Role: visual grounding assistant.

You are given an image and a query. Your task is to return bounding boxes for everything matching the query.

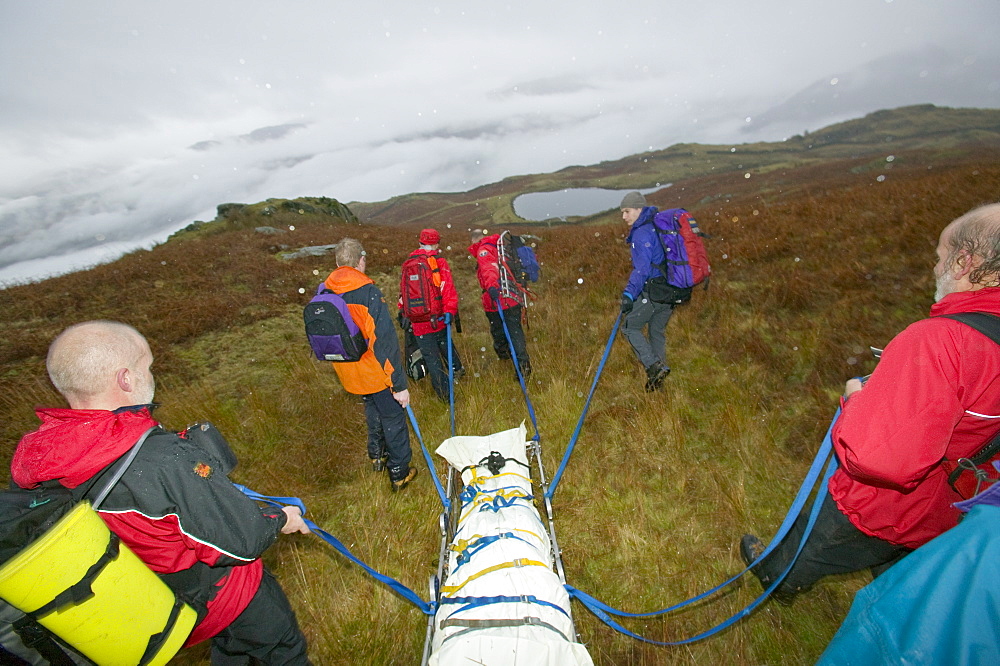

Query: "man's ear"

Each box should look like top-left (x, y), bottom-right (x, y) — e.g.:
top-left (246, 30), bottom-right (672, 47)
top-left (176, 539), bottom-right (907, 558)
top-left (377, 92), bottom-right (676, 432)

top-left (116, 367), bottom-right (131, 392)
top-left (953, 252), bottom-right (979, 279)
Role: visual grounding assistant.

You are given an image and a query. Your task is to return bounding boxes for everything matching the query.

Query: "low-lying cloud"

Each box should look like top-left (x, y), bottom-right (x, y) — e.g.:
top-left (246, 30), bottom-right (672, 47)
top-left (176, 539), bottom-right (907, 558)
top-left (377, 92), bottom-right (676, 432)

top-left (1, 0), bottom-right (998, 285)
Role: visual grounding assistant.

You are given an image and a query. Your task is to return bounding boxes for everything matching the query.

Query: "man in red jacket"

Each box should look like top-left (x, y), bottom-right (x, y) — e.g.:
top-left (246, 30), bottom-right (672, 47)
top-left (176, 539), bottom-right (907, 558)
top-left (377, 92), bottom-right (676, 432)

top-left (399, 228), bottom-right (464, 401)
top-left (11, 320), bottom-right (311, 663)
top-left (469, 229), bottom-right (532, 378)
top-left (741, 202), bottom-right (1000, 602)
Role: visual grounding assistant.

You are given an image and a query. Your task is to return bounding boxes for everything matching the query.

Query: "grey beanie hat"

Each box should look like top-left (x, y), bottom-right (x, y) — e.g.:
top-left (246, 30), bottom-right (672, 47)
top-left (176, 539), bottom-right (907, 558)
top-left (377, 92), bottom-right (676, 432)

top-left (620, 191), bottom-right (647, 209)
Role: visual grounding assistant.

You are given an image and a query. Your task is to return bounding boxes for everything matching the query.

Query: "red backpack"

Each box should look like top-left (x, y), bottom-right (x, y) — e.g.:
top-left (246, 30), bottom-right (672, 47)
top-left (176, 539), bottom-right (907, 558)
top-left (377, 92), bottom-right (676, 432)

top-left (400, 254), bottom-right (444, 323)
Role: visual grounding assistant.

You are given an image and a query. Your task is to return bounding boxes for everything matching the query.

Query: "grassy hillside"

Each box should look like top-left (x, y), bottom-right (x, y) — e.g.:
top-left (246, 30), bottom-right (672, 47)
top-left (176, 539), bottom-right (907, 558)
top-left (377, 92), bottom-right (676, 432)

top-left (1, 107), bottom-right (999, 664)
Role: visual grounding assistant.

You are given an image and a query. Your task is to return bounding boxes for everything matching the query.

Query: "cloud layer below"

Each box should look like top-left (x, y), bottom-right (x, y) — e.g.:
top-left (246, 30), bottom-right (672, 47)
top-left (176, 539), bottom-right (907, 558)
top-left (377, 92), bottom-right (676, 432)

top-left (1, 0), bottom-right (998, 284)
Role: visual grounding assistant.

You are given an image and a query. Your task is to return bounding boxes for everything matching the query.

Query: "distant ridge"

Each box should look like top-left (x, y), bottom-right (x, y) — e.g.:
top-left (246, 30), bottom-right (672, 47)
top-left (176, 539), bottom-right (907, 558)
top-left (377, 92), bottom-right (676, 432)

top-left (349, 105), bottom-right (1000, 230)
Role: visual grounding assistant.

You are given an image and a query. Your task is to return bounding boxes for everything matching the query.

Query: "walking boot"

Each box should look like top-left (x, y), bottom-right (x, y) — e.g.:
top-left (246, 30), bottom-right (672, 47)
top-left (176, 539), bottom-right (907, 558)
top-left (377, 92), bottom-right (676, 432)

top-left (740, 534), bottom-right (796, 605)
top-left (644, 362), bottom-right (670, 392)
top-left (739, 534), bottom-right (766, 567)
top-left (391, 466), bottom-right (419, 492)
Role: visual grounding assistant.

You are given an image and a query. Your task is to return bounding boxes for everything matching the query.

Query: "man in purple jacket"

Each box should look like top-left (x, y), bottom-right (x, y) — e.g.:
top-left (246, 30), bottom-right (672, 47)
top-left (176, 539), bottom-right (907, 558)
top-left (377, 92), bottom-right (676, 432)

top-left (619, 191), bottom-right (673, 391)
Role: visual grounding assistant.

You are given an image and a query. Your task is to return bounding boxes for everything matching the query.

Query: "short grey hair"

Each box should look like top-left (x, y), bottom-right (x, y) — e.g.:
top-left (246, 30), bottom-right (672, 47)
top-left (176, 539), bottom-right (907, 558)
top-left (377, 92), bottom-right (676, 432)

top-left (335, 238), bottom-right (366, 268)
top-left (47, 321), bottom-right (147, 402)
top-left (946, 203), bottom-right (1000, 286)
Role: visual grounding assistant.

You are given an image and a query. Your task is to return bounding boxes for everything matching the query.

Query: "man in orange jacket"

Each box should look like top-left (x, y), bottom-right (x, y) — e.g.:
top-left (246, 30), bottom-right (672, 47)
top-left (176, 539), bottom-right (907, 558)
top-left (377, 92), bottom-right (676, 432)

top-left (324, 238), bottom-right (418, 491)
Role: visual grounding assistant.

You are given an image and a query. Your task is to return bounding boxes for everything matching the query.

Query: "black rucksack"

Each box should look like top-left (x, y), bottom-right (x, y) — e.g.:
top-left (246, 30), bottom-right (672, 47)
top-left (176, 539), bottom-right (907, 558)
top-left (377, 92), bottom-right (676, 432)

top-left (0, 483), bottom-right (81, 568)
top-left (0, 428), bottom-right (157, 665)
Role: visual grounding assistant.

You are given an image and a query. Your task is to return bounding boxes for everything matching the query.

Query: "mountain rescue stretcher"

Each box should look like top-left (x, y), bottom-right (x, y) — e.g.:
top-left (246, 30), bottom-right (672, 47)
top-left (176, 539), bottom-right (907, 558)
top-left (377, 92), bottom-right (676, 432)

top-left (421, 423), bottom-right (591, 665)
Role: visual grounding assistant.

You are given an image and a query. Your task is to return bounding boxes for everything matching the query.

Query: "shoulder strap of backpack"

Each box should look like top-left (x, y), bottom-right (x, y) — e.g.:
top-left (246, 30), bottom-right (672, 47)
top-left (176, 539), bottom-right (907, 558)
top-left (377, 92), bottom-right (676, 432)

top-left (939, 312), bottom-right (1000, 346)
top-left (9, 614), bottom-right (78, 665)
top-left (940, 312), bottom-right (1000, 466)
top-left (88, 426), bottom-right (158, 509)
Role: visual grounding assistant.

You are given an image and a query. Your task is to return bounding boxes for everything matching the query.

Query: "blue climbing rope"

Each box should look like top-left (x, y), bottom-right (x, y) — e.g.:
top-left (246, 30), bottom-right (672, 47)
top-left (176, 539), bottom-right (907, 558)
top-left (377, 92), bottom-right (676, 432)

top-left (546, 312), bottom-right (622, 499)
top-left (235, 484), bottom-right (435, 615)
top-left (494, 297), bottom-right (540, 441)
top-left (406, 404), bottom-right (450, 511)
top-left (565, 409), bottom-right (842, 645)
top-left (446, 312), bottom-right (456, 438)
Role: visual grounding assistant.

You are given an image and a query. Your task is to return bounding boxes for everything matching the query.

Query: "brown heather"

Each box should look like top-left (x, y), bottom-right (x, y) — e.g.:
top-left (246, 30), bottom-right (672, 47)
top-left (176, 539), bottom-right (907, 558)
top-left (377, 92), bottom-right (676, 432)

top-left (1, 122), bottom-right (999, 664)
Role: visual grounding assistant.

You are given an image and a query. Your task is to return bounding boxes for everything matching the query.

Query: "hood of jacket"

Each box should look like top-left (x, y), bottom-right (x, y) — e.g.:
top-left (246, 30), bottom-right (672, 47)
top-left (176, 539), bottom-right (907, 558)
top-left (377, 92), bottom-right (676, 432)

top-left (929, 285), bottom-right (1000, 317)
top-left (325, 265), bottom-right (373, 295)
top-left (12, 406), bottom-right (159, 489)
top-left (468, 234), bottom-right (500, 257)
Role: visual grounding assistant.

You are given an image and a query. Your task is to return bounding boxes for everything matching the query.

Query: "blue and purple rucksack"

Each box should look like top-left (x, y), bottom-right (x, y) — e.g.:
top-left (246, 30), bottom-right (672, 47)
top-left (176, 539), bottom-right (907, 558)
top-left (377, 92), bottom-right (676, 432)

top-left (651, 208), bottom-right (711, 289)
top-left (303, 284), bottom-right (368, 362)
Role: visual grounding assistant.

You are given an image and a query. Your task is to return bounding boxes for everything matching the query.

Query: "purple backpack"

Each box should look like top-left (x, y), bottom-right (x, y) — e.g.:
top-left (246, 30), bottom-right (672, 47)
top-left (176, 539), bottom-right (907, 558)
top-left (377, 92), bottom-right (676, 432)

top-left (303, 284), bottom-right (367, 362)
top-left (651, 209), bottom-right (695, 288)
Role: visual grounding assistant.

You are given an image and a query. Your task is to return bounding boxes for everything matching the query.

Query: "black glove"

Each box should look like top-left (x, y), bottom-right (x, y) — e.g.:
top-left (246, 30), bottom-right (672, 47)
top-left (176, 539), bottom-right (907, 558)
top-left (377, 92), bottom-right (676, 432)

top-left (488, 286), bottom-right (501, 301)
top-left (454, 313), bottom-right (462, 334)
top-left (620, 294), bottom-right (634, 314)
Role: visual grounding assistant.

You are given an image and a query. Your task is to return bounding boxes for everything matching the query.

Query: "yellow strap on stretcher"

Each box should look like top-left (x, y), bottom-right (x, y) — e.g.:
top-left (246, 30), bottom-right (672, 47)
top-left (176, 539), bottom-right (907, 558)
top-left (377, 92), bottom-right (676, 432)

top-left (440, 558), bottom-right (550, 596)
top-left (466, 468), bottom-right (533, 485)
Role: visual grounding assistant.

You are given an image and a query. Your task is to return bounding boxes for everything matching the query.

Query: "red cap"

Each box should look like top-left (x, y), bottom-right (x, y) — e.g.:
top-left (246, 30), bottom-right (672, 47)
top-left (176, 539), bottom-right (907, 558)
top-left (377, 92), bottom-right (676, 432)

top-left (419, 228), bottom-right (440, 244)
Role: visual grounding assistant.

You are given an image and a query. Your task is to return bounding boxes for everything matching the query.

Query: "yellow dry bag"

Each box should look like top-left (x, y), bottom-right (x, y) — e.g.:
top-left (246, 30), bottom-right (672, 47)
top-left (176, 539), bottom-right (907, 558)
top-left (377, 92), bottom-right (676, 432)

top-left (0, 426), bottom-right (197, 665)
top-left (0, 501), bottom-right (197, 665)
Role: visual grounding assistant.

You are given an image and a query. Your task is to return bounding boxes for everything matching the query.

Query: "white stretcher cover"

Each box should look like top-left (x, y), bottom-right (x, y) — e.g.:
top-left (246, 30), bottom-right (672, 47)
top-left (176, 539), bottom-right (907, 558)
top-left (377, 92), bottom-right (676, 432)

top-left (431, 424), bottom-right (593, 666)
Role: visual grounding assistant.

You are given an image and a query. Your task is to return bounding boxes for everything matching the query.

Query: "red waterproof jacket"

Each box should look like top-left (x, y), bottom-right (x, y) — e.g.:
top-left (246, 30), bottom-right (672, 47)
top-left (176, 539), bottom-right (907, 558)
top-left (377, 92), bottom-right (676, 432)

top-left (469, 235), bottom-right (521, 312)
top-left (399, 248), bottom-right (459, 336)
top-left (12, 407), bottom-right (286, 646)
top-left (830, 287), bottom-right (1000, 548)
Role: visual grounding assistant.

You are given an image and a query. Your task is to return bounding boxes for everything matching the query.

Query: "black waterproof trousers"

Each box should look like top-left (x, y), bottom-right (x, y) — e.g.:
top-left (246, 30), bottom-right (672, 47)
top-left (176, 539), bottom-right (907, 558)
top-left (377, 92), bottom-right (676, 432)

top-left (486, 306), bottom-right (530, 375)
top-left (415, 329), bottom-right (463, 401)
top-left (361, 388), bottom-right (413, 482)
top-left (751, 492), bottom-right (912, 601)
top-left (210, 569), bottom-right (310, 665)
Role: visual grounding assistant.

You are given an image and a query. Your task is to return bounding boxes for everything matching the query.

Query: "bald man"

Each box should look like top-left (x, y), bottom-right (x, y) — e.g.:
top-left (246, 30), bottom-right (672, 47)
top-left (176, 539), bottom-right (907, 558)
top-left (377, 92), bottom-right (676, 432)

top-left (741, 203), bottom-right (1000, 603)
top-left (11, 321), bottom-right (311, 664)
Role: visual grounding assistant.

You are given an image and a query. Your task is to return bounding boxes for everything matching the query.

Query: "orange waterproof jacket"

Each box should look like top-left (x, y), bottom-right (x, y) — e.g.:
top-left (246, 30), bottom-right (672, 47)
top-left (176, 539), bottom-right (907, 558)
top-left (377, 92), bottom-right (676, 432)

top-left (324, 266), bottom-right (406, 395)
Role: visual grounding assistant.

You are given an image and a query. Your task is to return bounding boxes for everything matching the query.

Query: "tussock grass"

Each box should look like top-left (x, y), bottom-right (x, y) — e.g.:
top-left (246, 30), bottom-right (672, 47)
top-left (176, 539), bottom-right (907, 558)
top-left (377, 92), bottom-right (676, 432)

top-left (1, 152), bottom-right (998, 664)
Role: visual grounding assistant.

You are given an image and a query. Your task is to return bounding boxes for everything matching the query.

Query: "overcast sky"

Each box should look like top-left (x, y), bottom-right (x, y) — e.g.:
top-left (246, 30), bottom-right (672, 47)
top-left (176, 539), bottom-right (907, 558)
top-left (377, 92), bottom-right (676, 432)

top-left (1, 0), bottom-right (998, 285)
